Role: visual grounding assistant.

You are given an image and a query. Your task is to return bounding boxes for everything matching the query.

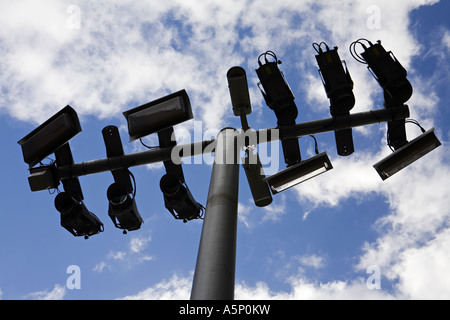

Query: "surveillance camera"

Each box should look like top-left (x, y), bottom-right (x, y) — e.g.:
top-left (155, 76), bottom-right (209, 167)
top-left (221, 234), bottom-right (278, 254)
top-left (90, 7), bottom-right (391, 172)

top-left (227, 66), bottom-right (252, 117)
top-left (107, 182), bottom-right (143, 232)
top-left (18, 105), bottom-right (82, 168)
top-left (160, 173), bottom-right (203, 222)
top-left (28, 166), bottom-right (59, 192)
top-left (55, 192), bottom-right (104, 238)
top-left (242, 151), bottom-right (272, 207)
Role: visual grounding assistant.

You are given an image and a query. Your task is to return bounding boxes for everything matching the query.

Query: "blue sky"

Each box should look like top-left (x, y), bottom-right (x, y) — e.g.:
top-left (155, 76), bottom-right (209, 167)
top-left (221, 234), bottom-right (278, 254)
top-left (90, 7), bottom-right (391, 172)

top-left (1, 0), bottom-right (449, 300)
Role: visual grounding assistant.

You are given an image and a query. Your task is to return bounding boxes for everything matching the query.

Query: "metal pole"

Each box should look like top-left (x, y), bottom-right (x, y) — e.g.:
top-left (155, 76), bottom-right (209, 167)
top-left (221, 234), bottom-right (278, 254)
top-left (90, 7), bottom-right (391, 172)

top-left (190, 128), bottom-right (240, 300)
top-left (280, 105), bottom-right (410, 139)
top-left (55, 106), bottom-right (409, 180)
top-left (56, 140), bottom-right (215, 180)
top-left (255, 105), bottom-right (410, 142)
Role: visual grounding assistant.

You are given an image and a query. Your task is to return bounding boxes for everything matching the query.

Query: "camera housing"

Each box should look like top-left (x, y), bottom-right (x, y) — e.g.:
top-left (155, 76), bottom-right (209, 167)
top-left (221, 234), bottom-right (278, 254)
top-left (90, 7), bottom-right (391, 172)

top-left (227, 66), bottom-right (252, 117)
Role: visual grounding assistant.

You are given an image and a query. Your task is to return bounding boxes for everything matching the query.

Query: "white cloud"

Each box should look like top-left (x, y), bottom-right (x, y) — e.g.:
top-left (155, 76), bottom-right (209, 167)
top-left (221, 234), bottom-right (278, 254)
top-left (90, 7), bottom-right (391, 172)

top-left (2, 0), bottom-right (448, 300)
top-left (262, 194), bottom-right (287, 222)
top-left (113, 0), bottom-right (447, 300)
top-left (238, 195), bottom-right (288, 229)
top-left (26, 284), bottom-right (66, 300)
top-left (129, 235), bottom-right (152, 253)
top-left (94, 235), bottom-right (154, 273)
top-left (120, 153), bottom-right (450, 301)
top-left (139, 255), bottom-right (154, 263)
top-left (119, 274), bottom-right (192, 300)
top-left (292, 134), bottom-right (450, 299)
top-left (238, 201), bottom-right (254, 229)
top-left (293, 151), bottom-right (383, 211)
top-left (0, 0), bottom-right (441, 129)
top-left (262, 0), bottom-right (450, 301)
top-left (296, 254), bottom-right (326, 269)
top-left (118, 272), bottom-right (396, 300)
top-left (146, 162), bottom-right (165, 172)
top-left (93, 261), bottom-right (112, 273)
top-left (443, 29), bottom-right (450, 50)
top-left (390, 228), bottom-right (450, 299)
top-left (356, 145), bottom-right (450, 281)
top-left (0, 0), bottom-right (250, 130)
top-left (235, 277), bottom-right (396, 300)
top-left (109, 251), bottom-right (126, 260)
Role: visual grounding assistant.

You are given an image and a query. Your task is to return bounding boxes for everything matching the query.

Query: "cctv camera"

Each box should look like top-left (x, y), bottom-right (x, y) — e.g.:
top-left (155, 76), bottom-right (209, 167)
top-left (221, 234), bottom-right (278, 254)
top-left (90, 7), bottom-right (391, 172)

top-left (227, 66), bottom-right (252, 117)
top-left (242, 150), bottom-right (272, 207)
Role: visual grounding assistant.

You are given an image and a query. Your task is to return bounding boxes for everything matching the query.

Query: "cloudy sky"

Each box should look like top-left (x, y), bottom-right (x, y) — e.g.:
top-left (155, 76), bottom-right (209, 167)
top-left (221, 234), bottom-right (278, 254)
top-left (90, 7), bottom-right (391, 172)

top-left (0, 0), bottom-right (449, 300)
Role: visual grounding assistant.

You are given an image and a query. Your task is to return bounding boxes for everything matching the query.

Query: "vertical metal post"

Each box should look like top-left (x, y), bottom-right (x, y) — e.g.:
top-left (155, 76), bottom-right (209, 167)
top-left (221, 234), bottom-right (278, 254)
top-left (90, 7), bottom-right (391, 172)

top-left (190, 128), bottom-right (240, 300)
